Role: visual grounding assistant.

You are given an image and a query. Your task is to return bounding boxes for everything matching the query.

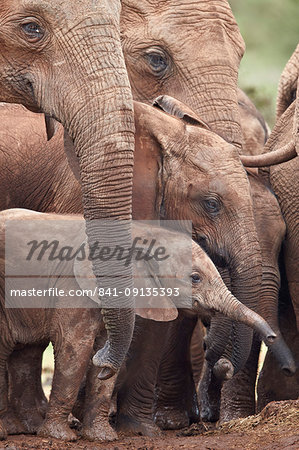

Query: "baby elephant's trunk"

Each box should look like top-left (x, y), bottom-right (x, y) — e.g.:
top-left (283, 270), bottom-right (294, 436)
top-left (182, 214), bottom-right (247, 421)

top-left (196, 280), bottom-right (277, 347)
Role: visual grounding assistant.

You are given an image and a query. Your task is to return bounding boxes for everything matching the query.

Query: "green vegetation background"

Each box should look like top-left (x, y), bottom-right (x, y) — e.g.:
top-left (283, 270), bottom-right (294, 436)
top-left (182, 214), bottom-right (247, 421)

top-left (230, 0), bottom-right (298, 126)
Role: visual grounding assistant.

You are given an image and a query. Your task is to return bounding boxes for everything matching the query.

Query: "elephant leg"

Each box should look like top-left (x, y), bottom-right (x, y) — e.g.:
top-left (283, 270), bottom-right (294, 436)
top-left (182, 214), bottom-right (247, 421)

top-left (78, 331), bottom-right (118, 442)
top-left (37, 311), bottom-right (98, 442)
top-left (191, 319), bottom-right (206, 385)
top-left (4, 345), bottom-right (47, 434)
top-left (257, 300), bottom-right (299, 411)
top-left (155, 314), bottom-right (200, 430)
top-left (219, 334), bottom-right (261, 423)
top-left (116, 317), bottom-right (168, 437)
top-left (198, 360), bottom-right (223, 423)
top-left (284, 237), bottom-right (299, 331)
top-left (0, 345), bottom-right (12, 440)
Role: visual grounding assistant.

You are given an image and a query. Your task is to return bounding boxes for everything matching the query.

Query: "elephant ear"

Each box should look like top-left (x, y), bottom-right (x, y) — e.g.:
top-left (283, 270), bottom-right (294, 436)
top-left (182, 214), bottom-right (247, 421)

top-left (73, 247), bottom-right (178, 322)
top-left (73, 253), bottom-right (98, 302)
top-left (153, 95), bottom-right (210, 129)
top-left (64, 130), bottom-right (81, 181)
top-left (133, 256), bottom-right (178, 322)
top-left (44, 115), bottom-right (60, 140)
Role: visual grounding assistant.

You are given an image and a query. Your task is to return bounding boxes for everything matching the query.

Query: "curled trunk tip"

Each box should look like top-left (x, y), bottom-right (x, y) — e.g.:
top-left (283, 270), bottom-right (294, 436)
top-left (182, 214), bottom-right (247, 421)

top-left (240, 141), bottom-right (296, 167)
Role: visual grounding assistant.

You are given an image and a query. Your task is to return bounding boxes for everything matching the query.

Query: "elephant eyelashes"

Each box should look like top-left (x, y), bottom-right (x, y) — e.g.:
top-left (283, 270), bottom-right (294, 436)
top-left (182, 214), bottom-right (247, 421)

top-left (191, 272), bottom-right (201, 284)
top-left (21, 22), bottom-right (45, 43)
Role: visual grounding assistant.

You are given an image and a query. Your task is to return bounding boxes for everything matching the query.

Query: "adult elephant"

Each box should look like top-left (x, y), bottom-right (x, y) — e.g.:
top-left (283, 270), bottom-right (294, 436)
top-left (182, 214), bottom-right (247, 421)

top-left (241, 44), bottom-right (299, 407)
top-left (0, 0), bottom-right (136, 379)
top-left (240, 44), bottom-right (299, 326)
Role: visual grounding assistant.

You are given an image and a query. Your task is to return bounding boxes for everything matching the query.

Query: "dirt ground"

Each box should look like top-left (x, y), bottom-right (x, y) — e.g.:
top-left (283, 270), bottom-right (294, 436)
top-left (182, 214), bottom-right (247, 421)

top-left (1, 400), bottom-right (298, 450)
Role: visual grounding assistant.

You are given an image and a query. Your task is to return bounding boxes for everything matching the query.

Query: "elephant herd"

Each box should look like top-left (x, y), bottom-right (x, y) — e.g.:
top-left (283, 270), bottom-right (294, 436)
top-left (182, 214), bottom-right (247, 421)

top-left (0, 0), bottom-right (298, 443)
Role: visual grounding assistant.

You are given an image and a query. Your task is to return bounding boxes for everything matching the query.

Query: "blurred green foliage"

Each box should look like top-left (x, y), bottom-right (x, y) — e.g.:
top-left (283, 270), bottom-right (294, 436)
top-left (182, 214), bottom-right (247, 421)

top-left (230, 0), bottom-right (298, 126)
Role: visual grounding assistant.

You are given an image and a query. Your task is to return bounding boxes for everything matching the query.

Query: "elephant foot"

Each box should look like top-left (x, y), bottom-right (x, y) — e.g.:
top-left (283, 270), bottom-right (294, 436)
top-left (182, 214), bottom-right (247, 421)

top-left (0, 420), bottom-right (7, 440)
top-left (219, 405), bottom-right (254, 424)
top-left (37, 419), bottom-right (77, 441)
top-left (10, 396), bottom-right (47, 433)
top-left (81, 421), bottom-right (118, 442)
top-left (198, 364), bottom-right (222, 423)
top-left (155, 407), bottom-right (189, 430)
top-left (200, 402), bottom-right (220, 423)
top-left (2, 409), bottom-right (27, 435)
top-left (116, 414), bottom-right (161, 437)
top-left (20, 409), bottom-right (45, 434)
top-left (68, 413), bottom-right (82, 431)
top-left (199, 386), bottom-right (221, 423)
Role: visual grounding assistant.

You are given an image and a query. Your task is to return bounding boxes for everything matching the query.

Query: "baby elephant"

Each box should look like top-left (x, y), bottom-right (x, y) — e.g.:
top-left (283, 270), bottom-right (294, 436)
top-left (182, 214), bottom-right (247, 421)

top-left (0, 209), bottom-right (276, 441)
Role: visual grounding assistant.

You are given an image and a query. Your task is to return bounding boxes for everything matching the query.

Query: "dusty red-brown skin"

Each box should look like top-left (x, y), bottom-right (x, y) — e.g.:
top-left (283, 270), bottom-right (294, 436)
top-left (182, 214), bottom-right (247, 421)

top-left (0, 98), bottom-right (292, 436)
top-left (0, 0), bottom-right (137, 385)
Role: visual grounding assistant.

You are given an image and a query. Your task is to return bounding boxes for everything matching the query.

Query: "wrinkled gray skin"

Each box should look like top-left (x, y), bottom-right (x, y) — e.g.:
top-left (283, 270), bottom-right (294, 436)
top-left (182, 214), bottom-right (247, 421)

top-left (198, 90), bottom-right (298, 423)
top-left (1, 0), bottom-right (263, 432)
top-left (155, 93), bottom-right (296, 427)
top-left (0, 209), bottom-right (275, 441)
top-left (119, 1), bottom-right (285, 425)
top-left (0, 98), bottom-right (268, 436)
top-left (257, 269), bottom-right (299, 411)
top-left (162, 168), bottom-right (293, 426)
top-left (0, 0), bottom-right (136, 382)
top-left (216, 170), bottom-right (295, 423)
top-left (121, 0), bottom-right (245, 148)
top-left (243, 44), bottom-right (299, 409)
top-left (120, 8), bottom-right (265, 378)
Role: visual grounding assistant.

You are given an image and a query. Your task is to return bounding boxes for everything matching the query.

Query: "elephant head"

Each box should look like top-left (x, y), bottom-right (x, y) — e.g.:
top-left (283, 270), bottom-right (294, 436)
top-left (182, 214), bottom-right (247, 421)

top-left (132, 96), bottom-right (264, 369)
top-left (121, 0), bottom-right (245, 148)
top-left (0, 0), bottom-right (135, 377)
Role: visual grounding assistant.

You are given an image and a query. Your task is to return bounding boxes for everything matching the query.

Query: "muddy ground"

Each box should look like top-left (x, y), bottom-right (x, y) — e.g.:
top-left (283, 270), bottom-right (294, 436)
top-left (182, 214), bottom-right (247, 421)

top-left (1, 400), bottom-right (298, 450)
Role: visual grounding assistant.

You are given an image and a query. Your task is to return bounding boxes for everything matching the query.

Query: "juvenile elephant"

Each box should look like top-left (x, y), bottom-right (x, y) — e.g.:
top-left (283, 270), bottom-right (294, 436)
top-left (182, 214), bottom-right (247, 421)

top-left (0, 98), bottom-right (294, 436)
top-left (0, 208), bottom-right (276, 441)
top-left (0, 0), bottom-right (136, 382)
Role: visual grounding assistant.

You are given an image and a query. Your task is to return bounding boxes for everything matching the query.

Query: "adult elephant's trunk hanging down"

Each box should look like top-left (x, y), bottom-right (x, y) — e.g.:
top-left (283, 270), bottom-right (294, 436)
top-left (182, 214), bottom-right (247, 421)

top-left (0, 0), bottom-right (136, 377)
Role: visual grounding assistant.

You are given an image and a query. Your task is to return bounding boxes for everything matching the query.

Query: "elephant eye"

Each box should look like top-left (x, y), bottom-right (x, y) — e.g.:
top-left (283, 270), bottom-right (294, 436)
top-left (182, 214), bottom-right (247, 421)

top-left (191, 272), bottom-right (201, 284)
top-left (21, 22), bottom-right (45, 42)
top-left (203, 197), bottom-right (221, 215)
top-left (144, 49), bottom-right (169, 76)
top-left (290, 88), bottom-right (297, 103)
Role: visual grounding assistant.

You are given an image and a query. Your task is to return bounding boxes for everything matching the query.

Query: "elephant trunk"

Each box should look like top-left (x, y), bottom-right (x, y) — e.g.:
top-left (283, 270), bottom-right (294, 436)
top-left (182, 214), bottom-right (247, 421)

top-left (223, 246), bottom-right (262, 374)
top-left (185, 49), bottom-right (243, 148)
top-left (205, 229), bottom-right (263, 376)
top-left (257, 266), bottom-right (296, 376)
top-left (203, 280), bottom-right (276, 346)
top-left (52, 15), bottom-right (136, 378)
